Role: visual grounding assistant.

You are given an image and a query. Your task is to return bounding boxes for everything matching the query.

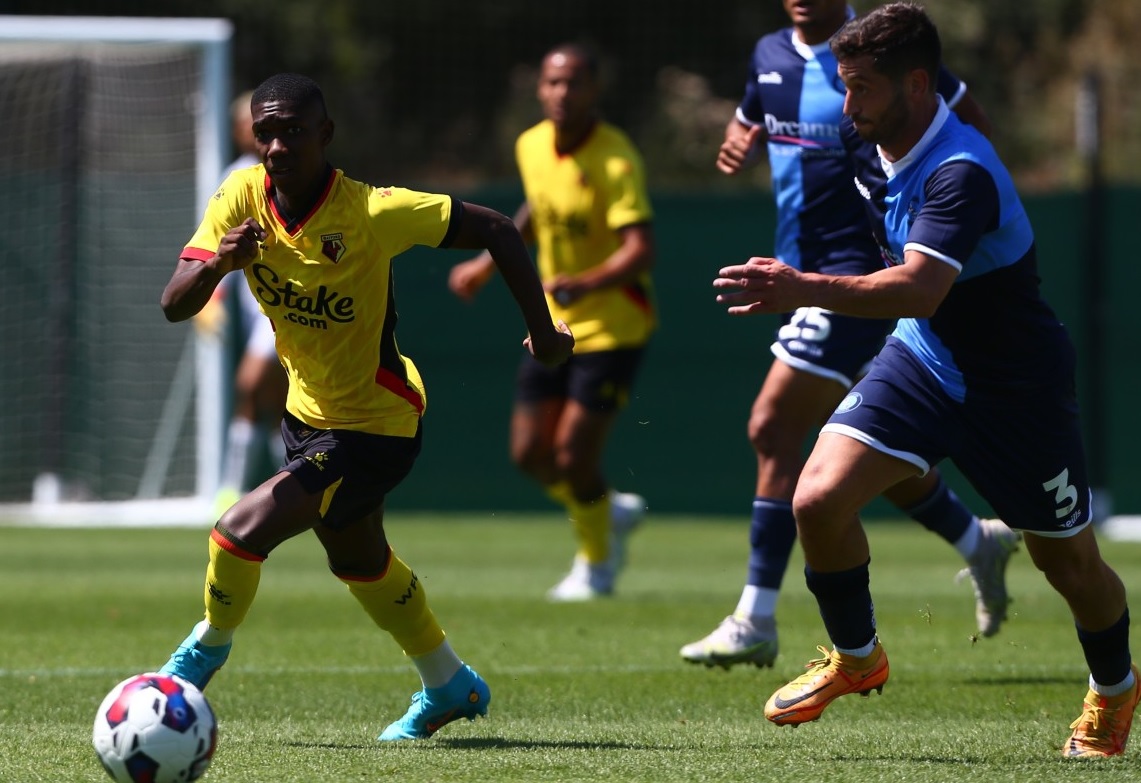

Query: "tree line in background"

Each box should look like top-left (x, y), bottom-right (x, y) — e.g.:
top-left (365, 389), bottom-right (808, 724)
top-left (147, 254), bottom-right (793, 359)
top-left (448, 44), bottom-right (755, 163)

top-left (4, 0), bottom-right (1139, 190)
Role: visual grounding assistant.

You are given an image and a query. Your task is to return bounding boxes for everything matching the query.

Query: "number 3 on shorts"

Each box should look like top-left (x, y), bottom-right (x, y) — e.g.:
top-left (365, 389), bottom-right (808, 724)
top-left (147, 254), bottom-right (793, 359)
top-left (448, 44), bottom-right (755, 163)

top-left (1042, 467), bottom-right (1079, 519)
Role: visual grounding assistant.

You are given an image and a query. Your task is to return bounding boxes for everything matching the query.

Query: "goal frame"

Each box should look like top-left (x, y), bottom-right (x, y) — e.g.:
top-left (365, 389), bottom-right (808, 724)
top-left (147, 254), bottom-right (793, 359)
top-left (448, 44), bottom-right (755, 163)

top-left (0, 16), bottom-right (233, 526)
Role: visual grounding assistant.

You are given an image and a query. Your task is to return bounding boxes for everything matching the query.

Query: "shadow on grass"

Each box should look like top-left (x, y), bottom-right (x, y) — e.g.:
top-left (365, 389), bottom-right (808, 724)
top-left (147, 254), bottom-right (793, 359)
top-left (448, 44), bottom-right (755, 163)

top-left (284, 741), bottom-right (377, 751)
top-left (832, 749), bottom-right (1133, 770)
top-left (830, 752), bottom-right (986, 765)
top-left (959, 674), bottom-right (1080, 686)
top-left (283, 738), bottom-right (655, 752)
top-left (436, 737), bottom-right (653, 751)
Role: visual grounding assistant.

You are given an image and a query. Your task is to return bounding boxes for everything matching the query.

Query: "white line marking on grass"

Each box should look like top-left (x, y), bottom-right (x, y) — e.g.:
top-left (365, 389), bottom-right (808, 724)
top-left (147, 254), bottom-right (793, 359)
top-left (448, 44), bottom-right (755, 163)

top-left (1, 662), bottom-right (687, 680)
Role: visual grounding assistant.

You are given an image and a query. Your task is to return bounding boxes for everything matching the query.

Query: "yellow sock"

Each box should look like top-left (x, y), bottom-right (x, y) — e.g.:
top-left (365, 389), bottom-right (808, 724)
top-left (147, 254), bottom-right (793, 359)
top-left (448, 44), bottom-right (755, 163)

top-left (337, 549), bottom-right (445, 656)
top-left (203, 527), bottom-right (264, 630)
top-left (568, 493), bottom-right (611, 564)
top-left (545, 480), bottom-right (574, 507)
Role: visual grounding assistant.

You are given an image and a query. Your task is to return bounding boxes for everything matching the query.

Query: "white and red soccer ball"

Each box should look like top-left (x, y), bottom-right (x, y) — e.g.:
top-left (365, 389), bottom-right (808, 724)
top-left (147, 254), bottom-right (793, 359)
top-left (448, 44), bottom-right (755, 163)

top-left (92, 673), bottom-right (216, 783)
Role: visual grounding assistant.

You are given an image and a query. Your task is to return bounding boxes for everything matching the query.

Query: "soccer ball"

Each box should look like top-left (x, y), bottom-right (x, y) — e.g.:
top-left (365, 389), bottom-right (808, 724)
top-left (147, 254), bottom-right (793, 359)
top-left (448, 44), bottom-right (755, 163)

top-left (92, 673), bottom-right (217, 783)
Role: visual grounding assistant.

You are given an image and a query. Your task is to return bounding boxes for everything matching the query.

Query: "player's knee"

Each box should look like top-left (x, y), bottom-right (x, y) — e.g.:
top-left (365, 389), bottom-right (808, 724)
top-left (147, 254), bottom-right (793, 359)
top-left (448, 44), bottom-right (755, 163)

top-left (214, 508), bottom-right (271, 554)
top-left (510, 439), bottom-right (549, 477)
top-left (1037, 552), bottom-right (1112, 604)
top-left (326, 547), bottom-right (391, 577)
top-left (791, 478), bottom-right (846, 530)
top-left (748, 406), bottom-right (806, 461)
top-left (210, 517), bottom-right (270, 562)
top-left (551, 444), bottom-right (581, 477)
top-left (216, 491), bottom-right (315, 555)
top-left (215, 501), bottom-right (248, 536)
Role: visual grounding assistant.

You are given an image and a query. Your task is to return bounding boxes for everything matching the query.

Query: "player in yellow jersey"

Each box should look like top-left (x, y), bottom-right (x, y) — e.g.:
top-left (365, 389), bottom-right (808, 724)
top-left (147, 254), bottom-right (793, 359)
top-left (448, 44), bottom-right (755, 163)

top-left (449, 43), bottom-right (655, 601)
top-left (156, 73), bottom-right (573, 742)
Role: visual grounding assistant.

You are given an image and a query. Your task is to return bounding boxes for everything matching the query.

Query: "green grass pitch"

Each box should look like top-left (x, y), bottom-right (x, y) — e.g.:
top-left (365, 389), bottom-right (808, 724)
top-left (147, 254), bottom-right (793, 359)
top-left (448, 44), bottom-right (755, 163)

top-left (2, 514), bottom-right (1139, 782)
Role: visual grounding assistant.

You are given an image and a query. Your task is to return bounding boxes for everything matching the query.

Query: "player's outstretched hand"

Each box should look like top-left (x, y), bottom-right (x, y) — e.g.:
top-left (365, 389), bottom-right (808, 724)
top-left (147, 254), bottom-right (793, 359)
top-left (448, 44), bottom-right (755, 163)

top-left (544, 273), bottom-right (587, 307)
top-left (714, 256), bottom-right (800, 314)
top-left (716, 124), bottom-right (764, 176)
top-left (448, 256), bottom-right (496, 302)
top-left (525, 320), bottom-right (575, 367)
top-left (215, 217), bottom-right (267, 274)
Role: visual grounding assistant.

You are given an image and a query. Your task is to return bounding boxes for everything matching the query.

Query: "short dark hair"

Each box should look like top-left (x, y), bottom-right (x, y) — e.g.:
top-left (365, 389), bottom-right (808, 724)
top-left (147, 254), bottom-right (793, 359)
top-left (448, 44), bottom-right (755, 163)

top-left (545, 41), bottom-right (601, 81)
top-left (830, 2), bottom-right (940, 89)
top-left (251, 73), bottom-right (328, 118)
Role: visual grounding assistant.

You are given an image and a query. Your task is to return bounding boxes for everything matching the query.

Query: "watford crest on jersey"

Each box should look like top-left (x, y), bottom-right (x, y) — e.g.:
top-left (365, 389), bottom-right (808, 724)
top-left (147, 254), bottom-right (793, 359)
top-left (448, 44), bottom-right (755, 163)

top-left (320, 232), bottom-right (346, 263)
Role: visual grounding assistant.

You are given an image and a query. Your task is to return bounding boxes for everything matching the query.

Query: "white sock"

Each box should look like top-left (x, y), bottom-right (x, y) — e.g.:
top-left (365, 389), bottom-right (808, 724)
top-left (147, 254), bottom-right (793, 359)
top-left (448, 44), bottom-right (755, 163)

top-left (835, 637), bottom-right (878, 658)
top-left (1090, 669), bottom-right (1137, 698)
top-left (954, 517), bottom-right (981, 560)
top-left (734, 584), bottom-right (778, 620)
top-left (220, 418), bottom-right (255, 492)
top-left (268, 425), bottom-right (287, 467)
top-left (410, 640), bottom-right (463, 689)
top-left (192, 619), bottom-right (234, 647)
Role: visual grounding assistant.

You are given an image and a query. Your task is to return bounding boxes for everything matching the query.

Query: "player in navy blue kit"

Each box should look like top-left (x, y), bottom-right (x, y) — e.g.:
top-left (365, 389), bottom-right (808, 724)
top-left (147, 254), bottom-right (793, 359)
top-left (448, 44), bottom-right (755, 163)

top-left (681, 0), bottom-right (1014, 670)
top-left (715, 3), bottom-right (1137, 758)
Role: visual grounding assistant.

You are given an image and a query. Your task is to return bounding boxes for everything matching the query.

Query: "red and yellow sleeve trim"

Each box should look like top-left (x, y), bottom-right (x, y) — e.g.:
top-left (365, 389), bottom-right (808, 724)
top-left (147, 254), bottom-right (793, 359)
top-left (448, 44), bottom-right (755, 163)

top-left (181, 247), bottom-right (216, 262)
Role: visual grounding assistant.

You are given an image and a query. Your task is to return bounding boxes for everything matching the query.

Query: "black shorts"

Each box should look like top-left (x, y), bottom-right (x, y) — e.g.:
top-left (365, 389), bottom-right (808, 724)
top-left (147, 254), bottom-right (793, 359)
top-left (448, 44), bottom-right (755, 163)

top-left (514, 347), bottom-right (645, 413)
top-left (279, 412), bottom-right (422, 529)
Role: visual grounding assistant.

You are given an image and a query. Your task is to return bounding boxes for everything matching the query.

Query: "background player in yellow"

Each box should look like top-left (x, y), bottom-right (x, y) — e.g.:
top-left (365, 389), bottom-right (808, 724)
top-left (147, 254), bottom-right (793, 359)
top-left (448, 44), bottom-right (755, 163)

top-left (156, 73), bottom-right (574, 741)
top-left (449, 43), bottom-right (655, 601)
top-left (209, 89), bottom-right (289, 516)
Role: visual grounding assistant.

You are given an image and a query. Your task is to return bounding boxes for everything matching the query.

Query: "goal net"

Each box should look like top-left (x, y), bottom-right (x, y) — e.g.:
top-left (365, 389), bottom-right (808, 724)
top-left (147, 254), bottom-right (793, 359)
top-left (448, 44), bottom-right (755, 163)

top-left (0, 16), bottom-right (232, 526)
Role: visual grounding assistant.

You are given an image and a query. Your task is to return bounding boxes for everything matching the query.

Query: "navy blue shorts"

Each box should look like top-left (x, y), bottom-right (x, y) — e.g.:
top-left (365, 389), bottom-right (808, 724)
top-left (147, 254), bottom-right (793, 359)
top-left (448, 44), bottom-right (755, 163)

top-left (771, 307), bottom-right (893, 388)
top-left (279, 412), bottom-right (422, 529)
top-left (515, 347), bottom-right (645, 413)
top-left (821, 339), bottom-right (1092, 536)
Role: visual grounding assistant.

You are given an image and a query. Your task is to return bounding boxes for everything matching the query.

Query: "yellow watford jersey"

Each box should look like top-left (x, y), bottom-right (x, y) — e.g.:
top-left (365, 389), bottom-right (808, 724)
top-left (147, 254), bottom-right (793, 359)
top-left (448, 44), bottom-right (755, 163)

top-left (516, 119), bottom-right (655, 353)
top-left (182, 166), bottom-right (458, 437)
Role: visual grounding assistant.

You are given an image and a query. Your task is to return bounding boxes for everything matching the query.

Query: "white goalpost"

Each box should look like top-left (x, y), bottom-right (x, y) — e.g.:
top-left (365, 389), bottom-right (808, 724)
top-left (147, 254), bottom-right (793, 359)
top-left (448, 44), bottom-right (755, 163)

top-left (0, 16), bottom-right (232, 526)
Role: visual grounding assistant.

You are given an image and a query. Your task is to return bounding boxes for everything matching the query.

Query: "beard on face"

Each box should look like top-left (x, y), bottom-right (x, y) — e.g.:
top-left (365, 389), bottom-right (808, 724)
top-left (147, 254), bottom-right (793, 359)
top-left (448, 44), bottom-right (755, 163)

top-left (853, 85), bottom-right (910, 147)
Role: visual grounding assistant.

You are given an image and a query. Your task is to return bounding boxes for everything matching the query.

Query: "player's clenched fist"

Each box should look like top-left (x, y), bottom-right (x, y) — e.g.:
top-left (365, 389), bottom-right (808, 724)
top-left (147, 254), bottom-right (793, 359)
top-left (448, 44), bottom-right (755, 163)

top-left (716, 124), bottom-right (764, 176)
top-left (524, 319), bottom-right (575, 367)
top-left (214, 217), bottom-right (267, 274)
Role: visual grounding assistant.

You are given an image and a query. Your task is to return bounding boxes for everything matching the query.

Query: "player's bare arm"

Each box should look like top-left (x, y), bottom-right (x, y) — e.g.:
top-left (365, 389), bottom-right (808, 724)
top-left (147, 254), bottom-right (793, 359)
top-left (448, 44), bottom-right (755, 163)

top-left (714, 249), bottom-right (957, 318)
top-left (450, 202), bottom-right (574, 366)
top-left (447, 203), bottom-right (533, 302)
top-left (546, 223), bottom-right (655, 306)
top-left (447, 255), bottom-right (496, 302)
top-left (716, 120), bottom-right (766, 176)
top-left (161, 218), bottom-right (267, 322)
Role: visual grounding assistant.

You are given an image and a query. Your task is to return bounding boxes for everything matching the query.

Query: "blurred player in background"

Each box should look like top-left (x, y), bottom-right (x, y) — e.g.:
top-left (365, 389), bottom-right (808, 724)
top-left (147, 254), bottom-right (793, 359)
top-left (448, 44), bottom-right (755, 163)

top-left (449, 43), bottom-right (654, 602)
top-left (715, 3), bottom-right (1136, 757)
top-left (224, 89), bottom-right (258, 174)
top-left (209, 90), bottom-right (288, 516)
top-left (157, 73), bottom-right (574, 741)
top-left (680, 0), bottom-right (1015, 669)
